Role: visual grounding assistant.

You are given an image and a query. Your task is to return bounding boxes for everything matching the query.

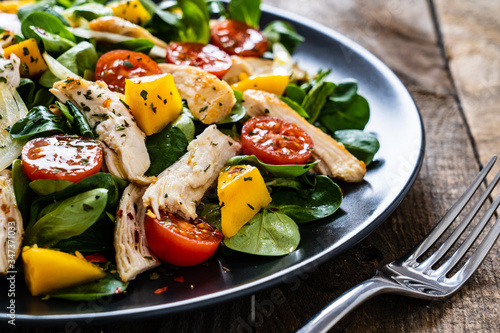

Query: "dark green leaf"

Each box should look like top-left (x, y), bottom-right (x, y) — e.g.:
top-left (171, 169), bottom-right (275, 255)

top-left (55, 101), bottom-right (74, 124)
top-left (217, 102), bottom-right (246, 124)
top-left (303, 81), bottom-right (335, 124)
top-left (63, 3), bottom-right (113, 21)
top-left (31, 88), bottom-right (55, 108)
top-left (171, 111), bottom-right (195, 142)
top-left (27, 26), bottom-right (76, 54)
top-left (228, 0), bottom-right (261, 28)
top-left (177, 0), bottom-right (210, 43)
top-left (111, 38), bottom-right (155, 54)
top-left (226, 155), bottom-right (318, 178)
top-left (333, 129), bottom-right (380, 165)
top-left (264, 177), bottom-right (303, 191)
top-left (200, 203), bottom-right (222, 231)
top-left (145, 126), bottom-right (188, 176)
top-left (50, 272), bottom-right (129, 301)
top-left (269, 175), bottom-right (342, 223)
top-left (10, 106), bottom-right (71, 140)
top-left (21, 12), bottom-right (76, 47)
top-left (224, 209), bottom-right (300, 256)
top-left (54, 218), bottom-right (115, 252)
top-left (284, 84), bottom-right (306, 105)
top-left (319, 94), bottom-right (370, 132)
top-left (24, 188), bottom-right (108, 247)
top-left (262, 20), bottom-right (305, 53)
top-left (12, 159), bottom-right (34, 225)
top-left (18, 1), bottom-right (70, 26)
top-left (330, 79), bottom-right (358, 107)
top-left (67, 100), bottom-right (94, 138)
top-left (279, 96), bottom-right (308, 118)
top-left (16, 78), bottom-right (35, 109)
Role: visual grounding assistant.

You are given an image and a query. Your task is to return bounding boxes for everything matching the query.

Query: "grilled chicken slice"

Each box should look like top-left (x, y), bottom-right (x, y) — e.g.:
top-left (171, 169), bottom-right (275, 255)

top-left (159, 64), bottom-right (236, 124)
top-left (88, 16), bottom-right (168, 48)
top-left (50, 78), bottom-right (151, 184)
top-left (0, 170), bottom-right (23, 275)
top-left (242, 90), bottom-right (366, 182)
top-left (143, 125), bottom-right (241, 220)
top-left (115, 183), bottom-right (160, 281)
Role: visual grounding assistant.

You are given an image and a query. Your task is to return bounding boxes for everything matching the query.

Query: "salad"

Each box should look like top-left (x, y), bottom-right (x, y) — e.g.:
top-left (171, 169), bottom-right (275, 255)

top-left (0, 0), bottom-right (380, 301)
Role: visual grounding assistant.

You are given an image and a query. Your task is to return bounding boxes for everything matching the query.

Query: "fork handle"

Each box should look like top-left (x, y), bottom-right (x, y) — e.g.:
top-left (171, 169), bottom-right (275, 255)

top-left (297, 275), bottom-right (397, 333)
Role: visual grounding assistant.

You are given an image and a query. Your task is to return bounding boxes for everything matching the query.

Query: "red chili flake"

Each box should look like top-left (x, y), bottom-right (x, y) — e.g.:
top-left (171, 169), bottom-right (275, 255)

top-left (154, 286), bottom-right (168, 295)
top-left (117, 209), bottom-right (123, 218)
top-left (115, 287), bottom-right (123, 294)
top-left (228, 167), bottom-right (245, 174)
top-left (85, 253), bottom-right (108, 263)
top-left (127, 212), bottom-right (134, 220)
top-left (173, 275), bottom-right (183, 283)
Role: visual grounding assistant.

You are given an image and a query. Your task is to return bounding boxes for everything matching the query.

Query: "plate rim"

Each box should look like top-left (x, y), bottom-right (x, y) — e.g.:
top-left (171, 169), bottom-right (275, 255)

top-left (5, 4), bottom-right (425, 325)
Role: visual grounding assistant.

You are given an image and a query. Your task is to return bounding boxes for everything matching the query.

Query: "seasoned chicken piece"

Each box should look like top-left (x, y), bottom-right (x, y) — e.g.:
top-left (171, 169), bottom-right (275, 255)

top-left (159, 64), bottom-right (236, 124)
top-left (222, 56), bottom-right (253, 85)
top-left (88, 16), bottom-right (168, 48)
top-left (50, 78), bottom-right (151, 184)
top-left (242, 90), bottom-right (366, 182)
top-left (115, 183), bottom-right (160, 281)
top-left (143, 125), bottom-right (241, 220)
top-left (0, 170), bottom-right (23, 275)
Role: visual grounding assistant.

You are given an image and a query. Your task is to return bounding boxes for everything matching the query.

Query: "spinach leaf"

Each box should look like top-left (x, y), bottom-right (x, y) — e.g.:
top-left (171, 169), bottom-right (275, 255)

top-left (63, 3), bottom-right (113, 21)
top-left (329, 79), bottom-right (358, 107)
top-left (107, 38), bottom-right (155, 54)
top-left (224, 209), bottom-right (300, 256)
top-left (225, 155), bottom-right (318, 178)
top-left (27, 172), bottom-right (128, 228)
top-left (21, 12), bottom-right (75, 46)
top-left (39, 42), bottom-right (98, 88)
top-left (11, 159), bottom-right (34, 224)
top-left (319, 94), bottom-right (370, 132)
top-left (145, 125), bottom-right (189, 176)
top-left (55, 101), bottom-right (74, 124)
top-left (24, 188), bottom-right (108, 247)
top-left (207, 0), bottom-right (227, 17)
top-left (67, 101), bottom-right (94, 138)
top-left (217, 102), bottom-right (246, 124)
top-left (171, 111), bottom-right (195, 142)
top-left (29, 179), bottom-right (73, 196)
top-left (177, 0), bottom-right (210, 43)
top-left (262, 20), bottom-right (305, 53)
top-left (333, 129), bottom-right (380, 165)
top-left (201, 203), bottom-right (222, 231)
top-left (50, 272), bottom-right (129, 301)
top-left (145, 9), bottom-right (182, 43)
top-left (264, 177), bottom-right (303, 191)
top-left (31, 87), bottom-right (55, 108)
top-left (54, 218), bottom-right (115, 252)
top-left (284, 84), bottom-right (306, 105)
top-left (279, 96), bottom-right (308, 118)
top-left (302, 80), bottom-right (335, 124)
top-left (27, 26), bottom-right (76, 55)
top-left (229, 0), bottom-right (261, 28)
top-left (269, 175), bottom-right (342, 223)
top-left (10, 105), bottom-right (71, 140)
top-left (17, 0), bottom-right (69, 26)
top-left (16, 78), bottom-right (35, 109)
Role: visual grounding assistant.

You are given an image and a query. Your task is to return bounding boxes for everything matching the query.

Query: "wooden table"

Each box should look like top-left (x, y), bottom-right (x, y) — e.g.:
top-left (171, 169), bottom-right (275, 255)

top-left (11, 1), bottom-right (499, 332)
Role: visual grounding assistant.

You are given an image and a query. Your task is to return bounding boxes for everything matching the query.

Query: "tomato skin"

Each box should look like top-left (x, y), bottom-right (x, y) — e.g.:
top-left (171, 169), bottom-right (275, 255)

top-left (166, 42), bottom-right (232, 78)
top-left (95, 50), bottom-right (162, 93)
top-left (210, 19), bottom-right (268, 57)
top-left (21, 135), bottom-right (103, 183)
top-left (241, 116), bottom-right (314, 165)
top-left (145, 211), bottom-right (223, 267)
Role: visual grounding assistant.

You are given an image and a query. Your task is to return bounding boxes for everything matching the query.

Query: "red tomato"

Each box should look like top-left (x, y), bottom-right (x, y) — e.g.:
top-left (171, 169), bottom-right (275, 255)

top-left (241, 116), bottom-right (314, 165)
top-left (166, 42), bottom-right (232, 78)
top-left (145, 211), bottom-right (223, 267)
top-left (21, 135), bottom-right (103, 183)
top-left (94, 50), bottom-right (162, 93)
top-left (210, 19), bottom-right (268, 57)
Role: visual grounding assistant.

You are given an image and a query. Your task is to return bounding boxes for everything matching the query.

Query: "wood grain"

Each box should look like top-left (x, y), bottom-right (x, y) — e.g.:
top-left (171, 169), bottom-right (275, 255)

top-left (5, 1), bottom-right (499, 332)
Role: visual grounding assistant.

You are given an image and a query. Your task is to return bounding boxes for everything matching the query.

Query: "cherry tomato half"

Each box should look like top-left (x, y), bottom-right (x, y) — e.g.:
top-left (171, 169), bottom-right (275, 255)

top-left (145, 211), bottom-right (223, 267)
top-left (210, 19), bottom-right (268, 57)
top-left (21, 135), bottom-right (103, 183)
top-left (241, 116), bottom-right (314, 165)
top-left (166, 42), bottom-right (232, 78)
top-left (95, 50), bottom-right (162, 93)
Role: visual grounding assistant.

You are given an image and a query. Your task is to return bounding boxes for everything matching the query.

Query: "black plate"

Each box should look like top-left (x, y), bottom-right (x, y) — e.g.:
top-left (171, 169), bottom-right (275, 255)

top-left (1, 5), bottom-right (424, 326)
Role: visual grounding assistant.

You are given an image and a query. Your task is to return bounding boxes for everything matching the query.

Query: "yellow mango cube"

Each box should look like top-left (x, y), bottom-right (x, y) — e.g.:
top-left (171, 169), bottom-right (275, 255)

top-left (107, 0), bottom-right (151, 25)
top-left (0, 0), bottom-right (34, 13)
top-left (125, 74), bottom-right (183, 135)
top-left (3, 38), bottom-right (48, 78)
top-left (218, 165), bottom-right (272, 238)
top-left (231, 74), bottom-right (290, 96)
top-left (22, 246), bottom-right (106, 296)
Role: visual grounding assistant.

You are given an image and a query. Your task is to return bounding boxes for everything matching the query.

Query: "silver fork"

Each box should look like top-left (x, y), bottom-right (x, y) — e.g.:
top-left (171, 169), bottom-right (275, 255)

top-left (298, 155), bottom-right (500, 333)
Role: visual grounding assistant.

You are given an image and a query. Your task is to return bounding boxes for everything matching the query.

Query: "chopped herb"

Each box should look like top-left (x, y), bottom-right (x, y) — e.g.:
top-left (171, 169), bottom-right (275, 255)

top-left (121, 133), bottom-right (126, 137)
top-left (244, 177), bottom-right (253, 181)
top-left (21, 63), bottom-right (29, 76)
top-left (220, 202), bottom-right (225, 208)
top-left (0, 77), bottom-right (6, 83)
top-left (264, 108), bottom-right (270, 114)
top-left (0, 145), bottom-right (6, 149)
top-left (247, 203), bottom-right (255, 210)
top-left (123, 60), bottom-right (133, 68)
top-left (199, 106), bottom-right (208, 113)
top-left (211, 142), bottom-right (218, 146)
top-left (203, 164), bottom-right (211, 172)
top-left (151, 103), bottom-right (157, 113)
top-left (81, 158), bottom-right (89, 165)
top-left (164, 193), bottom-right (168, 198)
top-left (140, 90), bottom-right (148, 100)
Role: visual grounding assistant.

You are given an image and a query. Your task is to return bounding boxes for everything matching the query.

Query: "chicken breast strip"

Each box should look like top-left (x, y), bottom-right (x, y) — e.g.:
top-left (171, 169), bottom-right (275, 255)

top-left (242, 90), bottom-right (366, 182)
top-left (51, 78), bottom-right (151, 184)
top-left (88, 16), bottom-right (168, 48)
top-left (115, 183), bottom-right (160, 282)
top-left (0, 170), bottom-right (23, 275)
top-left (159, 64), bottom-right (236, 124)
top-left (143, 125), bottom-right (241, 220)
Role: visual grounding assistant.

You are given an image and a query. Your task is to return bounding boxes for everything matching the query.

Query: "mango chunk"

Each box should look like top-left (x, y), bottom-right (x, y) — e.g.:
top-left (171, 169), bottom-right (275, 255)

top-left (22, 246), bottom-right (106, 296)
top-left (3, 38), bottom-right (47, 78)
top-left (218, 165), bottom-right (272, 238)
top-left (231, 75), bottom-right (290, 96)
top-left (0, 0), bottom-right (34, 13)
top-left (107, 0), bottom-right (151, 25)
top-left (125, 74), bottom-right (183, 135)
